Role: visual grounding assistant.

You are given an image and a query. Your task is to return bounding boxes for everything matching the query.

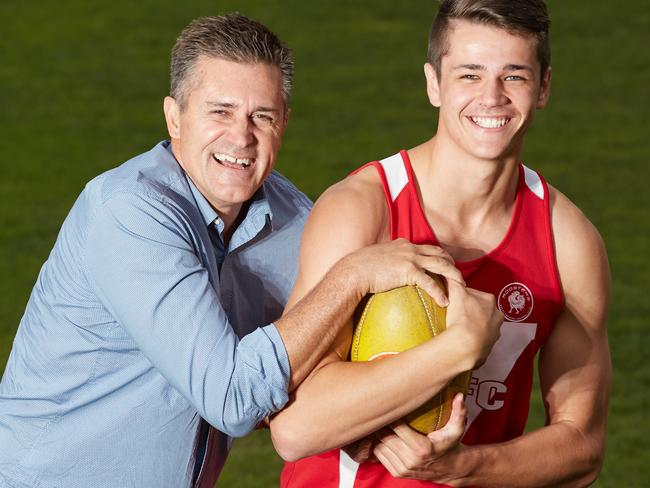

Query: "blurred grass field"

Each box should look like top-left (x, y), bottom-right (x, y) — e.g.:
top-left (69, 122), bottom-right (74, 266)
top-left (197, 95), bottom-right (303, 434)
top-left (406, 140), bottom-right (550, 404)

top-left (1, 0), bottom-right (648, 486)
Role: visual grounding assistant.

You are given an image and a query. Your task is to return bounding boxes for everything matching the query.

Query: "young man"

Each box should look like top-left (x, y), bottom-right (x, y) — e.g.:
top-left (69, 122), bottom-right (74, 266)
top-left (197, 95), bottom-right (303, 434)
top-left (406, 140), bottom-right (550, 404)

top-left (271, 1), bottom-right (611, 486)
top-left (0, 14), bottom-right (474, 488)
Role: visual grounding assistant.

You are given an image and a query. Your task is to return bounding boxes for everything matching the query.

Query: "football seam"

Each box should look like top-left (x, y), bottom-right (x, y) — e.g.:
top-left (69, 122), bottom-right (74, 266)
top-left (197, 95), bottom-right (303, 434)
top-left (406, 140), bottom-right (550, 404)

top-left (415, 285), bottom-right (444, 430)
top-left (352, 294), bottom-right (375, 360)
top-left (415, 286), bottom-right (439, 336)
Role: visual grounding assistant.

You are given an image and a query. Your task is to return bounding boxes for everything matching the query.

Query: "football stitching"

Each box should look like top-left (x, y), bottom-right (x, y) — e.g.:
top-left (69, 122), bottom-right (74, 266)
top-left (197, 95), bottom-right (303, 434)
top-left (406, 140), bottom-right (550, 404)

top-left (414, 285), bottom-right (444, 429)
top-left (415, 286), bottom-right (437, 336)
top-left (352, 294), bottom-right (375, 360)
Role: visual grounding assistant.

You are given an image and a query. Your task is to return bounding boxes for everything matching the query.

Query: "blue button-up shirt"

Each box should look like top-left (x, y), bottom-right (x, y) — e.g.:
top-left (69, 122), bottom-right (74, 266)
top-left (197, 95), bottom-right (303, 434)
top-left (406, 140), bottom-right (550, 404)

top-left (0, 141), bottom-right (312, 488)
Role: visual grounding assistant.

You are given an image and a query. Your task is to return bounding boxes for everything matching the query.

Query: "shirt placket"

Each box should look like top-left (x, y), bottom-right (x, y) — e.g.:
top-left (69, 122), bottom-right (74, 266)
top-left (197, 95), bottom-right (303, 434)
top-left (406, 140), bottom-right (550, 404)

top-left (192, 217), bottom-right (227, 487)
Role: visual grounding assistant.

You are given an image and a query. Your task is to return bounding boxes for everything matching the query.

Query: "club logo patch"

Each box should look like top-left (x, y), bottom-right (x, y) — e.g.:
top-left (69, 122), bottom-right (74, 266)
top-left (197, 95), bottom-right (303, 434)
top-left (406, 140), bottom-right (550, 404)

top-left (498, 282), bottom-right (534, 322)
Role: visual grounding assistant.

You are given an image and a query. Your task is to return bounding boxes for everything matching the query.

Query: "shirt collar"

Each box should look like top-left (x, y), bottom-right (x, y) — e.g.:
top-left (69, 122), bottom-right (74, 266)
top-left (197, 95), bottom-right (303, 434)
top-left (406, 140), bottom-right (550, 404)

top-left (162, 142), bottom-right (286, 233)
top-left (230, 186), bottom-right (272, 246)
top-left (185, 175), bottom-right (221, 228)
top-left (163, 142), bottom-right (275, 244)
top-left (183, 169), bottom-right (273, 249)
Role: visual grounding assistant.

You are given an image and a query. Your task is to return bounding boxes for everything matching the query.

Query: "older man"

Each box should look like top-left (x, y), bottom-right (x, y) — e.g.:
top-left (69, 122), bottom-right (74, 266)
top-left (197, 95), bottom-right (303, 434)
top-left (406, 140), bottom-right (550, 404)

top-left (0, 14), bottom-right (473, 488)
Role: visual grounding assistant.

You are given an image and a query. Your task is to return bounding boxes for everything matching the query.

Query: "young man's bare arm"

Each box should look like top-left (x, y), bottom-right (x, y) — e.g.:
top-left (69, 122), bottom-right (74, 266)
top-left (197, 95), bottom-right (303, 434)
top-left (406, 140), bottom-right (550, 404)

top-left (270, 171), bottom-right (503, 462)
top-left (371, 188), bottom-right (611, 487)
top-left (272, 169), bottom-right (467, 392)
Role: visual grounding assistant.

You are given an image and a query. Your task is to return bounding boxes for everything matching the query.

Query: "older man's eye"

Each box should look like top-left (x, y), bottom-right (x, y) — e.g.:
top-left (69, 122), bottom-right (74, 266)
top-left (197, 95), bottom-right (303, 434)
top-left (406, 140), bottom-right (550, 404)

top-left (252, 113), bottom-right (275, 125)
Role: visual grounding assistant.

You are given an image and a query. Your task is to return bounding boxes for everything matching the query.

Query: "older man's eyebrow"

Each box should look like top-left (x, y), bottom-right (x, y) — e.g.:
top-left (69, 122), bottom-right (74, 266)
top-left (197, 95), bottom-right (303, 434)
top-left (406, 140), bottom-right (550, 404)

top-left (205, 101), bottom-right (281, 113)
top-left (205, 101), bottom-right (237, 108)
top-left (252, 106), bottom-right (282, 114)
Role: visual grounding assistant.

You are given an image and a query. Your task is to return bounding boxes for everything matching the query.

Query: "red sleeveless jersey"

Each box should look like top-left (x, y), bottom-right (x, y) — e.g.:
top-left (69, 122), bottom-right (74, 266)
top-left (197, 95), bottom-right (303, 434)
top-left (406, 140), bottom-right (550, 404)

top-left (281, 151), bottom-right (564, 488)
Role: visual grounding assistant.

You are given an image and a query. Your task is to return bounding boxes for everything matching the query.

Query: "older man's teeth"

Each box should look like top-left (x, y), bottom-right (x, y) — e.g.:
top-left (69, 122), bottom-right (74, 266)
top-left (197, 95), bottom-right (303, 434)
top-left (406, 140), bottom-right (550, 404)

top-left (213, 153), bottom-right (252, 167)
top-left (471, 116), bottom-right (510, 129)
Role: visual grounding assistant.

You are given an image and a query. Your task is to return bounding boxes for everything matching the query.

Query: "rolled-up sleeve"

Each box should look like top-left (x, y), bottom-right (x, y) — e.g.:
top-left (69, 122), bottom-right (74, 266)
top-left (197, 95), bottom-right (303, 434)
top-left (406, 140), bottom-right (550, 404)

top-left (84, 190), bottom-right (290, 437)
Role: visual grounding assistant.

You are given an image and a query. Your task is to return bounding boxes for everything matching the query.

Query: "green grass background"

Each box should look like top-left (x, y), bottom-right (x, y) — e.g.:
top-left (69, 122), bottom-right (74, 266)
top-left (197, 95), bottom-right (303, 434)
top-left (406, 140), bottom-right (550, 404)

top-left (1, 0), bottom-right (648, 486)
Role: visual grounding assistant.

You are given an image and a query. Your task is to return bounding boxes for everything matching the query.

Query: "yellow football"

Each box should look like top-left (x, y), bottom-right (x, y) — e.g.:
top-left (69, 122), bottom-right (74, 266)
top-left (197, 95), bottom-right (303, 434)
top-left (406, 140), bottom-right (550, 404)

top-left (351, 282), bottom-right (471, 434)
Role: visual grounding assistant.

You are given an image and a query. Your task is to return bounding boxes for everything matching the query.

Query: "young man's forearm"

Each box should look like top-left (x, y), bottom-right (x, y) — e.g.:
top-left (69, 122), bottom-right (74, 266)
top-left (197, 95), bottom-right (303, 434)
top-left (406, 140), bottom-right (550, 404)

top-left (271, 327), bottom-right (477, 461)
top-left (453, 421), bottom-right (604, 487)
top-left (275, 240), bottom-right (460, 391)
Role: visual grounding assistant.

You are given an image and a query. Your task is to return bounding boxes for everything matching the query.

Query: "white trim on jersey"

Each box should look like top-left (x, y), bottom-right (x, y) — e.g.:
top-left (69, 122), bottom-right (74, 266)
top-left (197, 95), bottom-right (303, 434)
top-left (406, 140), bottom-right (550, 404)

top-left (339, 449), bottom-right (360, 488)
top-left (379, 153), bottom-right (408, 202)
top-left (336, 322), bottom-right (538, 486)
top-left (523, 165), bottom-right (545, 200)
top-left (465, 322), bottom-right (538, 430)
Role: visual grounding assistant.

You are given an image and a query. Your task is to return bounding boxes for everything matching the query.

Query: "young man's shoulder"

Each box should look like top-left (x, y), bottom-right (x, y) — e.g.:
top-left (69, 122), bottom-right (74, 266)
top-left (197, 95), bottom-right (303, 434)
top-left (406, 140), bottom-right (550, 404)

top-left (548, 184), bottom-right (609, 298)
top-left (549, 185), bottom-right (604, 248)
top-left (309, 165), bottom-right (389, 242)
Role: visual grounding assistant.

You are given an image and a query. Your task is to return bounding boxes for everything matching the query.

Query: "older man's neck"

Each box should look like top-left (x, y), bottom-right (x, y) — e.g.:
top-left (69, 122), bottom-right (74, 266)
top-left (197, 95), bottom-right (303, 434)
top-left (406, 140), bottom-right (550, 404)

top-left (218, 200), bottom-right (251, 247)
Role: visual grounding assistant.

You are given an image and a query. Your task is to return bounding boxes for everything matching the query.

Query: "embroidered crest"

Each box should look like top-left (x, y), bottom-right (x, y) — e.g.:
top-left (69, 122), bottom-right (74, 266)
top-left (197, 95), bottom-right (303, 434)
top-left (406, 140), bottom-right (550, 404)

top-left (498, 282), bottom-right (534, 322)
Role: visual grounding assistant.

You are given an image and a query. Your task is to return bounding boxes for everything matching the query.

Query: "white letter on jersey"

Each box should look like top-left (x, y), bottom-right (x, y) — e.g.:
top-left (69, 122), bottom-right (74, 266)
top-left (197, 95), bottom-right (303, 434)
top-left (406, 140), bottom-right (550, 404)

top-left (476, 381), bottom-right (508, 410)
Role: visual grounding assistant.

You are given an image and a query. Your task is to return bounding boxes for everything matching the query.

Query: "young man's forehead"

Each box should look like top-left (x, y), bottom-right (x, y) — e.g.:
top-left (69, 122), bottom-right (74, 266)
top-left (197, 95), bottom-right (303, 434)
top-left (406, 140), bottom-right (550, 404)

top-left (452, 63), bottom-right (535, 73)
top-left (443, 21), bottom-right (539, 60)
top-left (447, 18), bottom-right (538, 40)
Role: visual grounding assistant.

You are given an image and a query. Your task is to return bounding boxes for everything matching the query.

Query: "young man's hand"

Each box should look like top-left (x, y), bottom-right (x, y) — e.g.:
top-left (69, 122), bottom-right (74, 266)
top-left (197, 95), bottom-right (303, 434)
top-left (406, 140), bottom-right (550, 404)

top-left (445, 281), bottom-right (503, 368)
top-left (372, 393), bottom-right (468, 484)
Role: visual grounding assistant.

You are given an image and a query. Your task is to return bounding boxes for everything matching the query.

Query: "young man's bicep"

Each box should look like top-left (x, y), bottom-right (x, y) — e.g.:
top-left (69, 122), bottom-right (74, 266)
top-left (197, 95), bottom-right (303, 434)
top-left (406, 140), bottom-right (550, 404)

top-left (284, 181), bottom-right (383, 312)
top-left (541, 189), bottom-right (611, 450)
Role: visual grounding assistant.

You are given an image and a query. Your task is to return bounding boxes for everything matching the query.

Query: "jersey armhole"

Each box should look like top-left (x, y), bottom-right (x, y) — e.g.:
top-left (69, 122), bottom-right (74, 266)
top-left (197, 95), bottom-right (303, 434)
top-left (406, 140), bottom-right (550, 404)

top-left (350, 162), bottom-right (397, 240)
top-left (542, 178), bottom-right (565, 322)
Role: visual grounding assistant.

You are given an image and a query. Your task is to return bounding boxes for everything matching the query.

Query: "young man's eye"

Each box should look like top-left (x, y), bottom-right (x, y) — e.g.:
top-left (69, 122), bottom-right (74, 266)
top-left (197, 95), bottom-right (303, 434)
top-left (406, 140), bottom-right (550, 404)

top-left (505, 75), bottom-right (526, 81)
top-left (461, 74), bottom-right (479, 80)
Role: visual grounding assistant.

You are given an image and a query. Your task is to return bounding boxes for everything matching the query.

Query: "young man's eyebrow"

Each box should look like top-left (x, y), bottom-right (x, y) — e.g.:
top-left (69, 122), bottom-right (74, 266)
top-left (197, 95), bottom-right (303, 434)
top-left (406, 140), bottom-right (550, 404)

top-left (453, 64), bottom-right (535, 72)
top-left (504, 64), bottom-right (534, 72)
top-left (453, 63), bottom-right (485, 70)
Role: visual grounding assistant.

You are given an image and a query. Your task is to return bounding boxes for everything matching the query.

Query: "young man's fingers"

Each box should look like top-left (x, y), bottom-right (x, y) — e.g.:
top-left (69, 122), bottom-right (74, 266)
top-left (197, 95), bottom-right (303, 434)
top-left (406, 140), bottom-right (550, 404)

top-left (389, 421), bottom-right (435, 455)
top-left (427, 393), bottom-right (466, 455)
top-left (373, 440), bottom-right (410, 478)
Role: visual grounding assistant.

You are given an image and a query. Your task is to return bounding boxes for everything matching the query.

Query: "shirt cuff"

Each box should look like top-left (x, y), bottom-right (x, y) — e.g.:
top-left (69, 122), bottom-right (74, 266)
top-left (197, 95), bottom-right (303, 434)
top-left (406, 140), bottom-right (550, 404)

top-left (237, 323), bottom-right (291, 413)
top-left (262, 323), bottom-right (291, 384)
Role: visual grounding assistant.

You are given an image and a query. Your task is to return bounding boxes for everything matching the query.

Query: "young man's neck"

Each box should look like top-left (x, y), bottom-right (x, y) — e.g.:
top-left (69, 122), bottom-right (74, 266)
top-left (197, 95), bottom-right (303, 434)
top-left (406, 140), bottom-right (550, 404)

top-left (408, 136), bottom-right (522, 261)
top-left (413, 135), bottom-right (521, 207)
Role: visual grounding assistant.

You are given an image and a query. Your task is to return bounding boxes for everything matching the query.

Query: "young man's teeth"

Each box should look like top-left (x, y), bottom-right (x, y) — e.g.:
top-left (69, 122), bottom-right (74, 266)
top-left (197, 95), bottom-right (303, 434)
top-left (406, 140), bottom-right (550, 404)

top-left (213, 153), bottom-right (251, 167)
top-left (471, 116), bottom-right (509, 129)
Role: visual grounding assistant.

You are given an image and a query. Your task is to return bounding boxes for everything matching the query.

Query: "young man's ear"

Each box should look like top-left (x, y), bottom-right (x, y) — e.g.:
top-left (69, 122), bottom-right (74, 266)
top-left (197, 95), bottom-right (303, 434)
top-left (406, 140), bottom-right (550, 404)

top-left (424, 63), bottom-right (442, 108)
top-left (163, 96), bottom-right (181, 139)
top-left (536, 67), bottom-right (552, 109)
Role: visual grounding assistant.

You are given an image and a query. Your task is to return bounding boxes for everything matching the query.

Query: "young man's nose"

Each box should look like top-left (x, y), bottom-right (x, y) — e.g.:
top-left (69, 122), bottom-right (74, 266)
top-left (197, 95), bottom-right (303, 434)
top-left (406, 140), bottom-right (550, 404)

top-left (479, 78), bottom-right (509, 107)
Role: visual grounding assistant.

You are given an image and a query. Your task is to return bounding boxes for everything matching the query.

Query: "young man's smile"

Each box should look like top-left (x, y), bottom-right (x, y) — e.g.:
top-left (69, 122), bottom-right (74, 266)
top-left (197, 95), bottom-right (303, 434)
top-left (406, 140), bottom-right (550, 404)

top-left (426, 20), bottom-right (550, 162)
